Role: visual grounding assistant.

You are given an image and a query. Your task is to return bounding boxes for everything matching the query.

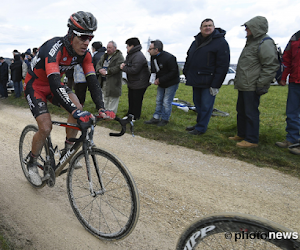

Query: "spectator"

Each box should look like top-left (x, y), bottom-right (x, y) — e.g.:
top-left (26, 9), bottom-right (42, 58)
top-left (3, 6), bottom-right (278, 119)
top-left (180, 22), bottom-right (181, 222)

top-left (0, 57), bottom-right (9, 99)
top-left (24, 48), bottom-right (32, 69)
top-left (229, 16), bottom-right (278, 148)
top-left (20, 53), bottom-right (28, 79)
top-left (183, 18), bottom-right (230, 135)
top-left (91, 41), bottom-right (106, 71)
top-left (144, 39), bottom-right (179, 126)
top-left (96, 41), bottom-right (124, 114)
top-left (13, 49), bottom-right (19, 56)
top-left (120, 37), bottom-right (150, 120)
top-left (275, 31), bottom-right (300, 155)
top-left (10, 53), bottom-right (23, 98)
top-left (32, 47), bottom-right (38, 57)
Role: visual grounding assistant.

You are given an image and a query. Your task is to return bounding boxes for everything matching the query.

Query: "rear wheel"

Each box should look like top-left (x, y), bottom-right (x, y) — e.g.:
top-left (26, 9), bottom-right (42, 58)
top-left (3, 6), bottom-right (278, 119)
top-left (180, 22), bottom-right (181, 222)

top-left (176, 212), bottom-right (299, 250)
top-left (67, 147), bottom-right (140, 240)
top-left (19, 125), bottom-right (48, 188)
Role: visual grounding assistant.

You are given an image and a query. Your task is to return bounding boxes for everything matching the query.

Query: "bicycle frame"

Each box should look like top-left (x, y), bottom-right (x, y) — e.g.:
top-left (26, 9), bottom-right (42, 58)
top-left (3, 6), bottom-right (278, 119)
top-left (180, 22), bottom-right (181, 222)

top-left (41, 115), bottom-right (134, 189)
top-left (49, 121), bottom-right (84, 177)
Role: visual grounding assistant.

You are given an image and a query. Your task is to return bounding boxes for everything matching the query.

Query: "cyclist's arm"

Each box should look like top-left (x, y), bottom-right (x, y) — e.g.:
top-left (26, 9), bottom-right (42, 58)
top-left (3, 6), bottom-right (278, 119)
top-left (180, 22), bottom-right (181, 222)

top-left (48, 73), bottom-right (78, 114)
top-left (82, 52), bottom-right (105, 110)
top-left (86, 74), bottom-right (105, 110)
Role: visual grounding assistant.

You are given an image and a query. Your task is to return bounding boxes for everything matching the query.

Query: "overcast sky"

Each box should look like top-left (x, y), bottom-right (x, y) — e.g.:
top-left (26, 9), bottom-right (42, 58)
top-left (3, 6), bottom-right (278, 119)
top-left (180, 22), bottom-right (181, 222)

top-left (0, 0), bottom-right (299, 64)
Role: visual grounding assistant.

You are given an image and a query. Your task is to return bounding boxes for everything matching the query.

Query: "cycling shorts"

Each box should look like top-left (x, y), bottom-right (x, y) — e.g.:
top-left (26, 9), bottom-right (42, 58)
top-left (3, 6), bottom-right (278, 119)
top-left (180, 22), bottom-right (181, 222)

top-left (24, 81), bottom-right (73, 118)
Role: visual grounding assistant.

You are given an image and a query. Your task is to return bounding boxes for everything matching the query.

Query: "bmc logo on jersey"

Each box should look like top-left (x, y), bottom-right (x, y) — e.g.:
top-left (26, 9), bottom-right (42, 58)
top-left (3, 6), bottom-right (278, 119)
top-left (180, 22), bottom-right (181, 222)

top-left (49, 40), bottom-right (63, 57)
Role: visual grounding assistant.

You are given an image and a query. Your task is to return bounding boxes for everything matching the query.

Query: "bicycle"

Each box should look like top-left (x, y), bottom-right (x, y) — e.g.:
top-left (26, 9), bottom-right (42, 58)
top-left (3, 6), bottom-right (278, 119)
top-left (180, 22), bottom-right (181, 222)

top-left (176, 212), bottom-right (300, 249)
top-left (19, 115), bottom-right (140, 241)
top-left (172, 98), bottom-right (229, 117)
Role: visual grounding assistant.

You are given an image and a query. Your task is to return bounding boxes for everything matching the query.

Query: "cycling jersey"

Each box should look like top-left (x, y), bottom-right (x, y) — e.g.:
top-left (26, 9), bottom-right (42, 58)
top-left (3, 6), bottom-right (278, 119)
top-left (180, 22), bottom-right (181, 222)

top-left (24, 36), bottom-right (104, 118)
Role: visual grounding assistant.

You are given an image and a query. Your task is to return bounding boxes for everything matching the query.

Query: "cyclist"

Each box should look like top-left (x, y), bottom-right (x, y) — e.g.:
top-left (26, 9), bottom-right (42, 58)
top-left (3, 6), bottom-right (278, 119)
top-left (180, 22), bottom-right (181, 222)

top-left (24, 11), bottom-right (115, 185)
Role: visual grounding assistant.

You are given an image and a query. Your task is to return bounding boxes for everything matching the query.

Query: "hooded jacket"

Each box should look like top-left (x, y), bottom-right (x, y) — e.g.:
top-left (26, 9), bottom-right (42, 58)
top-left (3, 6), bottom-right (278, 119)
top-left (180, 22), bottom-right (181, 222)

top-left (183, 28), bottom-right (230, 88)
top-left (122, 45), bottom-right (150, 89)
top-left (234, 16), bottom-right (279, 91)
top-left (10, 54), bottom-right (23, 82)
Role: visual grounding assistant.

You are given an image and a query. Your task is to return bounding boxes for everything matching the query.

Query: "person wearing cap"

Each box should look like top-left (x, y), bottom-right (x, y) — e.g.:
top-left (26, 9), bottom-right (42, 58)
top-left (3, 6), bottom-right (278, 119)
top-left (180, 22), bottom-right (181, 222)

top-left (183, 18), bottom-right (230, 135)
top-left (229, 16), bottom-right (278, 148)
top-left (23, 11), bottom-right (115, 186)
top-left (0, 57), bottom-right (9, 99)
top-left (91, 41), bottom-right (106, 71)
top-left (120, 37), bottom-right (150, 121)
top-left (144, 39), bottom-right (179, 126)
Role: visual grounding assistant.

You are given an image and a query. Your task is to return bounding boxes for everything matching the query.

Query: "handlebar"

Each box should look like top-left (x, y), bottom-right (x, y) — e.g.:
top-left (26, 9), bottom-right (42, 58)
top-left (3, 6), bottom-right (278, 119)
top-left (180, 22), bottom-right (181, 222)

top-left (67, 114), bottom-right (134, 144)
top-left (95, 114), bottom-right (134, 137)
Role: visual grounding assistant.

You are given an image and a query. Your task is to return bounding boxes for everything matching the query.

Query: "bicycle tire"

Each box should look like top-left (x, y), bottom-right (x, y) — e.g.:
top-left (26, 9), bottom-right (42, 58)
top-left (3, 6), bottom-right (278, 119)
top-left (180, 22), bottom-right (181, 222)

top-left (176, 212), bottom-right (300, 250)
top-left (19, 125), bottom-right (49, 188)
top-left (67, 147), bottom-right (140, 241)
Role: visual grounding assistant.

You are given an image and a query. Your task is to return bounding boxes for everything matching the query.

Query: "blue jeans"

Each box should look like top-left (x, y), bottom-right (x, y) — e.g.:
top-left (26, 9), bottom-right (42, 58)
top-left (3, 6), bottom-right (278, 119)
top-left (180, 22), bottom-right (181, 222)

top-left (236, 91), bottom-right (260, 143)
top-left (286, 82), bottom-right (300, 143)
top-left (193, 87), bottom-right (216, 133)
top-left (14, 81), bottom-right (23, 98)
top-left (153, 83), bottom-right (179, 121)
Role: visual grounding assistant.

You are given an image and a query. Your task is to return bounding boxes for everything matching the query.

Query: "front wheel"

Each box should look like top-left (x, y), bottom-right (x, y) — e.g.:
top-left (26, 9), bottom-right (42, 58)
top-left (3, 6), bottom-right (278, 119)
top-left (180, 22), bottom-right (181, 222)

top-left (19, 125), bottom-right (48, 188)
top-left (176, 212), bottom-right (300, 250)
top-left (67, 147), bottom-right (140, 241)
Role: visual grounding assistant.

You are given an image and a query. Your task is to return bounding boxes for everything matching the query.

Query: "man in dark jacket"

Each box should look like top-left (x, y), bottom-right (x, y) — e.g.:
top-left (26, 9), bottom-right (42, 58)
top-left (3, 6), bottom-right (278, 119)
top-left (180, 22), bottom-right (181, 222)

top-left (10, 53), bottom-right (23, 98)
top-left (0, 57), bottom-right (9, 98)
top-left (92, 41), bottom-right (106, 71)
top-left (183, 18), bottom-right (230, 135)
top-left (144, 39), bottom-right (179, 126)
top-left (120, 37), bottom-right (150, 120)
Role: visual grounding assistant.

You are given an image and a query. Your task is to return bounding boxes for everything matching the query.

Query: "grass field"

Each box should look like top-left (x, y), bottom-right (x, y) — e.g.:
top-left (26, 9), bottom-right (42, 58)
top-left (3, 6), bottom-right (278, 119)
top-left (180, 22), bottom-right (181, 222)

top-left (2, 82), bottom-right (299, 178)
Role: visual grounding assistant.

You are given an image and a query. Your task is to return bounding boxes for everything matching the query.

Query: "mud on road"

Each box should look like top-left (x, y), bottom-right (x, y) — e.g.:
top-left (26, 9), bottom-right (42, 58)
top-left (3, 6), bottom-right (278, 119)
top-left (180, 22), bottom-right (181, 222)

top-left (0, 103), bottom-right (299, 249)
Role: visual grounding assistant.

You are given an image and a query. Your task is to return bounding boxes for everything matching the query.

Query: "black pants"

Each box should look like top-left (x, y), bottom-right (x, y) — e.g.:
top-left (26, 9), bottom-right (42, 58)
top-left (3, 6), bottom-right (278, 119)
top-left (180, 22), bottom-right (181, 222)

top-left (74, 83), bottom-right (88, 106)
top-left (236, 91), bottom-right (260, 143)
top-left (126, 87), bottom-right (147, 120)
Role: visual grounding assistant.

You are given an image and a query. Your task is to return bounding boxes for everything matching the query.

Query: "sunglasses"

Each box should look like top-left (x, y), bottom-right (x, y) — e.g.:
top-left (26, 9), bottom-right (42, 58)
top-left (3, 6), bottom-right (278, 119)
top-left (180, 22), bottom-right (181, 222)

top-left (73, 30), bottom-right (94, 42)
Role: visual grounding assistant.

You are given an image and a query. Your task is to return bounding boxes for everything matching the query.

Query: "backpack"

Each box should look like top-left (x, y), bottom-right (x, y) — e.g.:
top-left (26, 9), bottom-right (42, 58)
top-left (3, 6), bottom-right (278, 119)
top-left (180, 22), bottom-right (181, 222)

top-left (258, 37), bottom-right (284, 83)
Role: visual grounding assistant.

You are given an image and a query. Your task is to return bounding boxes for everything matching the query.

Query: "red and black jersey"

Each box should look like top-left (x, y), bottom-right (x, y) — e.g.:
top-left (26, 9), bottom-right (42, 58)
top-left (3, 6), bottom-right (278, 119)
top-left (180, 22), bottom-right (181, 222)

top-left (24, 36), bottom-right (104, 113)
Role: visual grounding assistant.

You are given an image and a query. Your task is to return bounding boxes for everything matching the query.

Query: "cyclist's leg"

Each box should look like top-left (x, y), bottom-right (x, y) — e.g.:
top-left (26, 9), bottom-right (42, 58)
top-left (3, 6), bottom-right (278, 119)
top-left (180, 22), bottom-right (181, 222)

top-left (32, 113), bottom-right (52, 156)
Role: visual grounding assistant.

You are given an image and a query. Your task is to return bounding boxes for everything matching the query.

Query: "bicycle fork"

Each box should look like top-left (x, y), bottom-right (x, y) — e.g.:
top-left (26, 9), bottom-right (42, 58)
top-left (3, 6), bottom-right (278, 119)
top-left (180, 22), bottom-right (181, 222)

top-left (83, 144), bottom-right (106, 197)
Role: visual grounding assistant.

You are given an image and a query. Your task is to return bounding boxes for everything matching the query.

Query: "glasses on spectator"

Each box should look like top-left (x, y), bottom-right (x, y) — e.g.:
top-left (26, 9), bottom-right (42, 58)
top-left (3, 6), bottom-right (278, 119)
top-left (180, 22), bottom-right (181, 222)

top-left (73, 30), bottom-right (94, 42)
top-left (148, 48), bottom-right (156, 50)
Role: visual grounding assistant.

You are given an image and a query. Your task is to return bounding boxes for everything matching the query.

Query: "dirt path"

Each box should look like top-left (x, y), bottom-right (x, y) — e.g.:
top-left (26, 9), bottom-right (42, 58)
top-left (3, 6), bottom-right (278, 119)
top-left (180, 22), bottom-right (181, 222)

top-left (0, 103), bottom-right (299, 250)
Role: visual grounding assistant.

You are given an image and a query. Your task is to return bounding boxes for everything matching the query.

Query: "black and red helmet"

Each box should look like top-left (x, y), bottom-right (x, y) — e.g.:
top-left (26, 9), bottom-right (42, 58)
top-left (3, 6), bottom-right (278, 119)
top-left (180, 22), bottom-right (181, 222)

top-left (67, 11), bottom-right (97, 33)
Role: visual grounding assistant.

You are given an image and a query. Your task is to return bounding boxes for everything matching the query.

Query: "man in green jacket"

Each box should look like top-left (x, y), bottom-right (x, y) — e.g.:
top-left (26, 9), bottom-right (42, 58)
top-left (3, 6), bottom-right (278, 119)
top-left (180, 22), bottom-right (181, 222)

top-left (229, 16), bottom-right (278, 148)
top-left (96, 41), bottom-right (124, 114)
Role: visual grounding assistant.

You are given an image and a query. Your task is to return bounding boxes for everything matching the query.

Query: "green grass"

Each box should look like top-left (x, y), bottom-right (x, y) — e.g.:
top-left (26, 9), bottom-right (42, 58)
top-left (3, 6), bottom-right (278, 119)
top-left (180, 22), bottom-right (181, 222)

top-left (3, 83), bottom-right (299, 178)
top-left (0, 235), bottom-right (11, 250)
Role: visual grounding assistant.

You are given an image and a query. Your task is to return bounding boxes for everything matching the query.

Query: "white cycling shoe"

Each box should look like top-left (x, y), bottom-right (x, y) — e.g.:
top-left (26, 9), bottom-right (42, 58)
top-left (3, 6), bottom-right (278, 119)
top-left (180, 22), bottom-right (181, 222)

top-left (28, 163), bottom-right (42, 186)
